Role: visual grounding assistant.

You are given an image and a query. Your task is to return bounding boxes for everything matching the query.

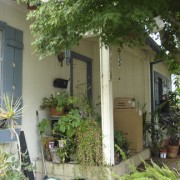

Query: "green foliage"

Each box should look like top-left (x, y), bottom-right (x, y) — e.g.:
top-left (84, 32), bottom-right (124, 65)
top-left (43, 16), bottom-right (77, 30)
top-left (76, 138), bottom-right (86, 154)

top-left (3, 170), bottom-right (27, 180)
top-left (165, 58), bottom-right (180, 75)
top-left (76, 120), bottom-right (103, 167)
top-left (159, 90), bottom-right (180, 146)
top-left (20, 0), bottom-right (180, 68)
top-left (0, 95), bottom-right (25, 173)
top-left (114, 131), bottom-right (129, 149)
top-left (37, 118), bottom-right (50, 135)
top-left (40, 92), bottom-right (69, 111)
top-left (52, 93), bottom-right (103, 169)
top-left (114, 131), bottom-right (129, 157)
top-left (168, 91), bottom-right (180, 109)
top-left (55, 109), bottom-right (82, 138)
top-left (121, 159), bottom-right (179, 180)
top-left (57, 141), bottom-right (68, 163)
top-left (0, 149), bottom-right (34, 180)
top-left (0, 149), bottom-right (10, 179)
top-left (114, 144), bottom-right (127, 161)
top-left (0, 94), bottom-right (24, 121)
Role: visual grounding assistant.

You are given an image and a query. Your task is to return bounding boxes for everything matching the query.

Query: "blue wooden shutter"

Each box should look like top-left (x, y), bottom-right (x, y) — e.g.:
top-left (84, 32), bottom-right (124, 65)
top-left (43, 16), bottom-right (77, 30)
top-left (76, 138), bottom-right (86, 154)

top-left (13, 29), bottom-right (23, 98)
top-left (2, 25), bottom-right (23, 124)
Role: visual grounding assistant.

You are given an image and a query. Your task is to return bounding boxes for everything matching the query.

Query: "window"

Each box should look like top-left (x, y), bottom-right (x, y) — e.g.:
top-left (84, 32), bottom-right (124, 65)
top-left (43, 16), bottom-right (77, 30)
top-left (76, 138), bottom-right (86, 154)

top-left (154, 71), bottom-right (170, 111)
top-left (0, 23), bottom-right (23, 143)
top-left (0, 22), bottom-right (23, 124)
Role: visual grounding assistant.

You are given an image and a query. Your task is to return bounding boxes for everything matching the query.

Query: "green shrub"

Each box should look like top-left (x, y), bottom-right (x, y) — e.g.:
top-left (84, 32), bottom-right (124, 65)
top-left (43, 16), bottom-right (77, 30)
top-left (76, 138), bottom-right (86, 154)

top-left (76, 120), bottom-right (103, 166)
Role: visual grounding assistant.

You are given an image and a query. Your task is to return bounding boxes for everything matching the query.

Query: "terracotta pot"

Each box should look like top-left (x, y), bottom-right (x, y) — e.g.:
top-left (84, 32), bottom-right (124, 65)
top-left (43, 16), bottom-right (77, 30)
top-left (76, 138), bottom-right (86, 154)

top-left (50, 107), bottom-right (64, 117)
top-left (168, 145), bottom-right (179, 158)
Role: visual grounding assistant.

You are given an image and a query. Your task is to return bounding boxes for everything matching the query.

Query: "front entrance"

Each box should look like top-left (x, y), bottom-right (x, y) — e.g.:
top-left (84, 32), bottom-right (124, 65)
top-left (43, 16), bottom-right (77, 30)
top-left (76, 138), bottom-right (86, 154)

top-left (70, 51), bottom-right (92, 99)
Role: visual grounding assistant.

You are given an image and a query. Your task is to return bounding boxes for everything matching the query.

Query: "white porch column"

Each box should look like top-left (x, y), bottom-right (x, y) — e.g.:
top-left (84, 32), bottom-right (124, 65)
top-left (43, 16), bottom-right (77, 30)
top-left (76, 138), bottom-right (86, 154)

top-left (100, 43), bottom-right (114, 165)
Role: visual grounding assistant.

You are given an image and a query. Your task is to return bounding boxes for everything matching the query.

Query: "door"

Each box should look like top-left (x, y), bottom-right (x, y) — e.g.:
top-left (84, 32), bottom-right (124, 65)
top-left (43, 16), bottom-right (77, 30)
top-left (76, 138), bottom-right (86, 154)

top-left (70, 51), bottom-right (92, 99)
top-left (73, 58), bottom-right (87, 97)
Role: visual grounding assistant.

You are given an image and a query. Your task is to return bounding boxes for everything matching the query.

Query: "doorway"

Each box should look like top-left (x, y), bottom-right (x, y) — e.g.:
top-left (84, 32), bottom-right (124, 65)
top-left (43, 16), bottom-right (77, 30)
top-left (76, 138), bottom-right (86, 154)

top-left (70, 51), bottom-right (92, 99)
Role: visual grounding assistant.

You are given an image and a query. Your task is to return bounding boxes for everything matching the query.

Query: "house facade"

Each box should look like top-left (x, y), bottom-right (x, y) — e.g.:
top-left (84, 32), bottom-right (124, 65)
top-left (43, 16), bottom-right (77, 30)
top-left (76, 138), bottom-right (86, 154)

top-left (0, 0), bottom-right (171, 175)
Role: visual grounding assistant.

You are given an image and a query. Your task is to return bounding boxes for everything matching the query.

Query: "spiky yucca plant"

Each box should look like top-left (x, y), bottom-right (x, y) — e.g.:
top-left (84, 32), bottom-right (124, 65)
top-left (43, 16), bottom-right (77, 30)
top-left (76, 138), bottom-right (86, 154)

top-left (0, 149), bottom-right (10, 178)
top-left (0, 94), bottom-right (25, 172)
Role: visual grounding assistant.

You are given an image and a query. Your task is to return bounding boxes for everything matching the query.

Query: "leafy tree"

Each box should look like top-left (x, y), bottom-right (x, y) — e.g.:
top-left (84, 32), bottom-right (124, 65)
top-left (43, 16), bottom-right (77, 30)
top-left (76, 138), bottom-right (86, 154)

top-left (19, 0), bottom-right (180, 72)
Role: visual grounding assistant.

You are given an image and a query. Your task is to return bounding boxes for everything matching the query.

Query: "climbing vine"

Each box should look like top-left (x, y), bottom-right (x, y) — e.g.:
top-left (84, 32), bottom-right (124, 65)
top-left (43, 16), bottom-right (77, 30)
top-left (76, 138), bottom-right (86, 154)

top-left (19, 0), bottom-right (180, 72)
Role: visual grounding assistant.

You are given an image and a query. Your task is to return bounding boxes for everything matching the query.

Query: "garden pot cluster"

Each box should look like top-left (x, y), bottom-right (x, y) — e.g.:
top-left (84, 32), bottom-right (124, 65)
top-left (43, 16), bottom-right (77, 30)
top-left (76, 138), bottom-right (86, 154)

top-left (149, 91), bottom-right (180, 159)
top-left (39, 93), bottom-right (105, 166)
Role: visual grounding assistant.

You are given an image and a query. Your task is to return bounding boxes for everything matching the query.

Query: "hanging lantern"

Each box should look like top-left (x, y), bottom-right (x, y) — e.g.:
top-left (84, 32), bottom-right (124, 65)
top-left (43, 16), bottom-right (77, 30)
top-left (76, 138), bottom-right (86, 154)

top-left (117, 48), bottom-right (122, 68)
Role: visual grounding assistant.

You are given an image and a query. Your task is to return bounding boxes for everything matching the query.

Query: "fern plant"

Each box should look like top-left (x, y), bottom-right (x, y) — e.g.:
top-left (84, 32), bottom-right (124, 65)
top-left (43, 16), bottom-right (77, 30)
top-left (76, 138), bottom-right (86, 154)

top-left (121, 159), bottom-right (180, 180)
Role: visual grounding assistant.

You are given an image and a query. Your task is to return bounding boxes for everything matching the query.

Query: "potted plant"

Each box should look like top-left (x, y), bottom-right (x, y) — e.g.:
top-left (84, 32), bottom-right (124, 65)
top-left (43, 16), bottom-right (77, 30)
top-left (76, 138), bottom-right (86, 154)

top-left (159, 91), bottom-right (180, 158)
top-left (67, 139), bottom-right (76, 162)
top-left (37, 118), bottom-right (50, 135)
top-left (149, 126), bottom-right (167, 158)
top-left (0, 95), bottom-right (34, 175)
top-left (40, 92), bottom-right (69, 116)
top-left (50, 147), bottom-right (61, 164)
top-left (51, 107), bottom-right (81, 163)
top-left (54, 108), bottom-right (82, 138)
top-left (167, 124), bottom-right (179, 158)
top-left (114, 131), bottom-right (129, 164)
top-left (57, 145), bottom-right (68, 163)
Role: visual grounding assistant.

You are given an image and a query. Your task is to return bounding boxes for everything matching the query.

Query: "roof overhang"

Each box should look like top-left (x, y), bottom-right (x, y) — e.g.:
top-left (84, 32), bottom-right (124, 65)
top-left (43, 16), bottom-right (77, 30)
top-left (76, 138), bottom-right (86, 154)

top-left (146, 36), bottom-right (180, 63)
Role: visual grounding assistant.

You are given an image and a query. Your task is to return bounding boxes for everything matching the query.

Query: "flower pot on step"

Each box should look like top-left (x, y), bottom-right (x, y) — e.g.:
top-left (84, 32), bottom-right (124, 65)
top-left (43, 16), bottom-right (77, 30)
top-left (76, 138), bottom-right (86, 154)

top-left (50, 107), bottom-right (64, 117)
top-left (168, 145), bottom-right (179, 158)
top-left (50, 148), bottom-right (61, 164)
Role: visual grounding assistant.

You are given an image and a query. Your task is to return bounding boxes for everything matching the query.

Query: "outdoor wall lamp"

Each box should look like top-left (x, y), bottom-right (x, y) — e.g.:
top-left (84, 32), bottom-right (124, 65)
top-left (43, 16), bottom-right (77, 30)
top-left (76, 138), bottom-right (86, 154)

top-left (57, 50), bottom-right (71, 67)
top-left (64, 49), bottom-right (71, 65)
